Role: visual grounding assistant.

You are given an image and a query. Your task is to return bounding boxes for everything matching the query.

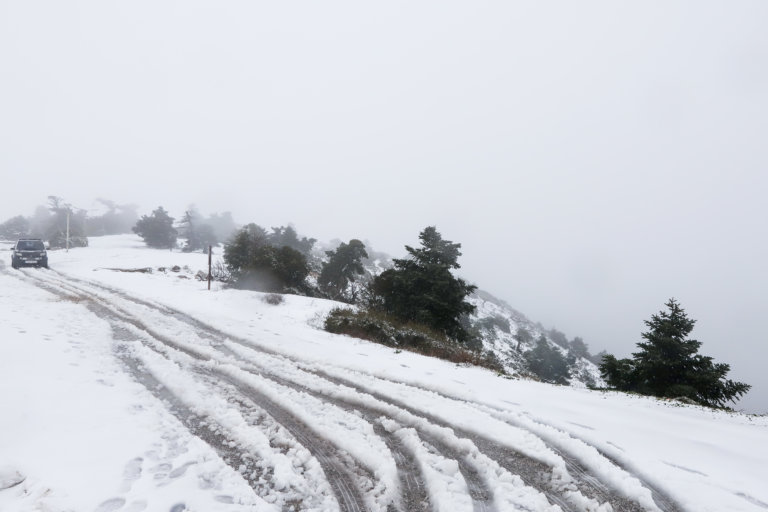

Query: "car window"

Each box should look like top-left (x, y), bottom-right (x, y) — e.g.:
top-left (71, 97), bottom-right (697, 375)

top-left (17, 240), bottom-right (44, 250)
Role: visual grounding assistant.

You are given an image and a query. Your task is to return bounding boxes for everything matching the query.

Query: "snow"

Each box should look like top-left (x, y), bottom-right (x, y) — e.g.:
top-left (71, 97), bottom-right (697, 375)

top-left (1, 234), bottom-right (767, 512)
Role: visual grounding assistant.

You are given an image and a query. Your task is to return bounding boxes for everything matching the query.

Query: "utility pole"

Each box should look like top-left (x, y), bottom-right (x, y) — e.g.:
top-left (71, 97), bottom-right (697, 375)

top-left (208, 245), bottom-right (212, 290)
top-left (66, 208), bottom-right (70, 252)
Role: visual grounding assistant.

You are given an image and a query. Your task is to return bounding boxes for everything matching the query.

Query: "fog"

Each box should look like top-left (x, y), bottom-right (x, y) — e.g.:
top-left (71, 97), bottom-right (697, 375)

top-left (2, 2), bottom-right (766, 413)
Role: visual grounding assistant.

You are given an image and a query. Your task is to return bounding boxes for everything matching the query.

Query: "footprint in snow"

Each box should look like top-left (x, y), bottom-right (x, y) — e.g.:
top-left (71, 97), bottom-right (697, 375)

top-left (124, 501), bottom-right (147, 512)
top-left (169, 503), bottom-right (186, 512)
top-left (169, 462), bottom-right (196, 479)
top-left (94, 497), bottom-right (126, 512)
top-left (215, 495), bottom-right (235, 504)
top-left (150, 463), bottom-right (173, 474)
top-left (123, 458), bottom-right (143, 481)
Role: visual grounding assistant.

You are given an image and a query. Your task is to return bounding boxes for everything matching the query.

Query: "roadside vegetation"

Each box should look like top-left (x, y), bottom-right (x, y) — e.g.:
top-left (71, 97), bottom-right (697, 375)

top-left (599, 299), bottom-right (751, 408)
top-left (1, 198), bottom-right (752, 407)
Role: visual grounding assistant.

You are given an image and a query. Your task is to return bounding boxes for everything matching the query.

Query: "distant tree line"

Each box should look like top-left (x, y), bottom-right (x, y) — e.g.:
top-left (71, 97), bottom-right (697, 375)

top-left (131, 205), bottom-right (238, 251)
top-left (0, 196), bottom-right (137, 248)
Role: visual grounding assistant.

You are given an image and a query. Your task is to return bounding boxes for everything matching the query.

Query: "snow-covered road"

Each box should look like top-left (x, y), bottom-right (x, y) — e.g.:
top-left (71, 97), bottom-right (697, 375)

top-left (2, 235), bottom-right (767, 512)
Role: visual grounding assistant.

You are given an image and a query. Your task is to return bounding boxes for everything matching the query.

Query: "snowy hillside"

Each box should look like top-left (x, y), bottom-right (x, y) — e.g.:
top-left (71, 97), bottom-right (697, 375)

top-left (1, 235), bottom-right (767, 512)
top-left (356, 247), bottom-right (604, 387)
top-left (469, 291), bottom-right (604, 388)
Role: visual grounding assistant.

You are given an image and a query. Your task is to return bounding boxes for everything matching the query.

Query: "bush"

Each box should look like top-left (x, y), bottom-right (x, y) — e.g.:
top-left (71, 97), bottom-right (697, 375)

top-left (133, 207), bottom-right (177, 249)
top-left (262, 293), bottom-right (285, 305)
top-left (325, 308), bottom-right (504, 373)
top-left (224, 224), bottom-right (310, 293)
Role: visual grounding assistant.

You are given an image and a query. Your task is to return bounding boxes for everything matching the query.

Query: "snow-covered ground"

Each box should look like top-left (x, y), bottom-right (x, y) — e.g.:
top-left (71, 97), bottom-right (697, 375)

top-left (1, 235), bottom-right (766, 512)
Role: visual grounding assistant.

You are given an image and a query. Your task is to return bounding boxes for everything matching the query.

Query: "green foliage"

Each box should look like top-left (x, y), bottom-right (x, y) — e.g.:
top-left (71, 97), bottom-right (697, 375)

top-left (133, 206), bottom-right (177, 249)
top-left (324, 308), bottom-right (503, 372)
top-left (224, 223), bottom-right (310, 293)
top-left (590, 349), bottom-right (609, 366)
top-left (369, 226), bottom-right (477, 343)
top-left (599, 299), bottom-right (751, 408)
top-left (525, 334), bottom-right (570, 384)
top-left (599, 354), bottom-right (638, 391)
top-left (318, 239), bottom-right (369, 301)
top-left (267, 225), bottom-right (316, 256)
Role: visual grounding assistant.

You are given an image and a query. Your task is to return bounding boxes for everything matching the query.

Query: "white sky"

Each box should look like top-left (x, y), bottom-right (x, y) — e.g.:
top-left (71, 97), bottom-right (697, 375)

top-left (1, 1), bottom-right (767, 412)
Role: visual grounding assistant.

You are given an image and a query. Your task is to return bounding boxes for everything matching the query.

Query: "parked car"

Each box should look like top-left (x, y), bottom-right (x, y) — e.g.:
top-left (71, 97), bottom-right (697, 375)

top-left (11, 239), bottom-right (48, 269)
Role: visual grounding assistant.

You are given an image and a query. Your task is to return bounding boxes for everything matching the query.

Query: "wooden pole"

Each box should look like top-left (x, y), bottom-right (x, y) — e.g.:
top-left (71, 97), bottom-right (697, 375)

top-left (208, 245), bottom-right (212, 290)
top-left (66, 209), bottom-right (70, 252)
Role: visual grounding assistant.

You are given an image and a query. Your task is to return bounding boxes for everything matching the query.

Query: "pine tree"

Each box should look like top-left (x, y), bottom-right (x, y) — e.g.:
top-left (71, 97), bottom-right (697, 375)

top-left (133, 207), bottom-right (177, 249)
top-left (633, 298), bottom-right (701, 397)
top-left (600, 299), bottom-right (751, 407)
top-left (318, 239), bottom-right (369, 301)
top-left (224, 223), bottom-right (309, 292)
top-left (370, 226), bottom-right (476, 342)
top-left (267, 226), bottom-right (316, 256)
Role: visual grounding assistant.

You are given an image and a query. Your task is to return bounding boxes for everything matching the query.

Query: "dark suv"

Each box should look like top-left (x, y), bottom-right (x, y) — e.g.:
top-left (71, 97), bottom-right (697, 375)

top-left (11, 239), bottom-right (49, 269)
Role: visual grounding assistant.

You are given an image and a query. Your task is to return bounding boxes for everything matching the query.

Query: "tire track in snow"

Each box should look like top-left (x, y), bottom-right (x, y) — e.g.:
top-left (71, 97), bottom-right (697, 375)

top-left (21, 269), bottom-right (577, 511)
top-left (24, 270), bottom-right (436, 511)
top-left (20, 268), bottom-right (680, 512)
top-left (12, 270), bottom-right (368, 512)
top-left (43, 271), bottom-right (493, 511)
top-left (29, 270), bottom-right (524, 511)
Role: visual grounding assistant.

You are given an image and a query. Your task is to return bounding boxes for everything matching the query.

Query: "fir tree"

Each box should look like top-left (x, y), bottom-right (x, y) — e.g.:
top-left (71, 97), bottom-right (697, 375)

top-left (370, 226), bottom-right (476, 342)
top-left (600, 298), bottom-right (751, 407)
top-left (318, 239), bottom-right (369, 301)
top-left (133, 207), bottom-right (177, 249)
top-left (224, 223), bottom-right (309, 293)
top-left (267, 226), bottom-right (316, 256)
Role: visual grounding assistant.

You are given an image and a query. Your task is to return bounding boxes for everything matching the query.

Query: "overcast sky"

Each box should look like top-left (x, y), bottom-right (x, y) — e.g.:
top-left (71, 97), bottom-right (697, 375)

top-left (2, 1), bottom-right (766, 412)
